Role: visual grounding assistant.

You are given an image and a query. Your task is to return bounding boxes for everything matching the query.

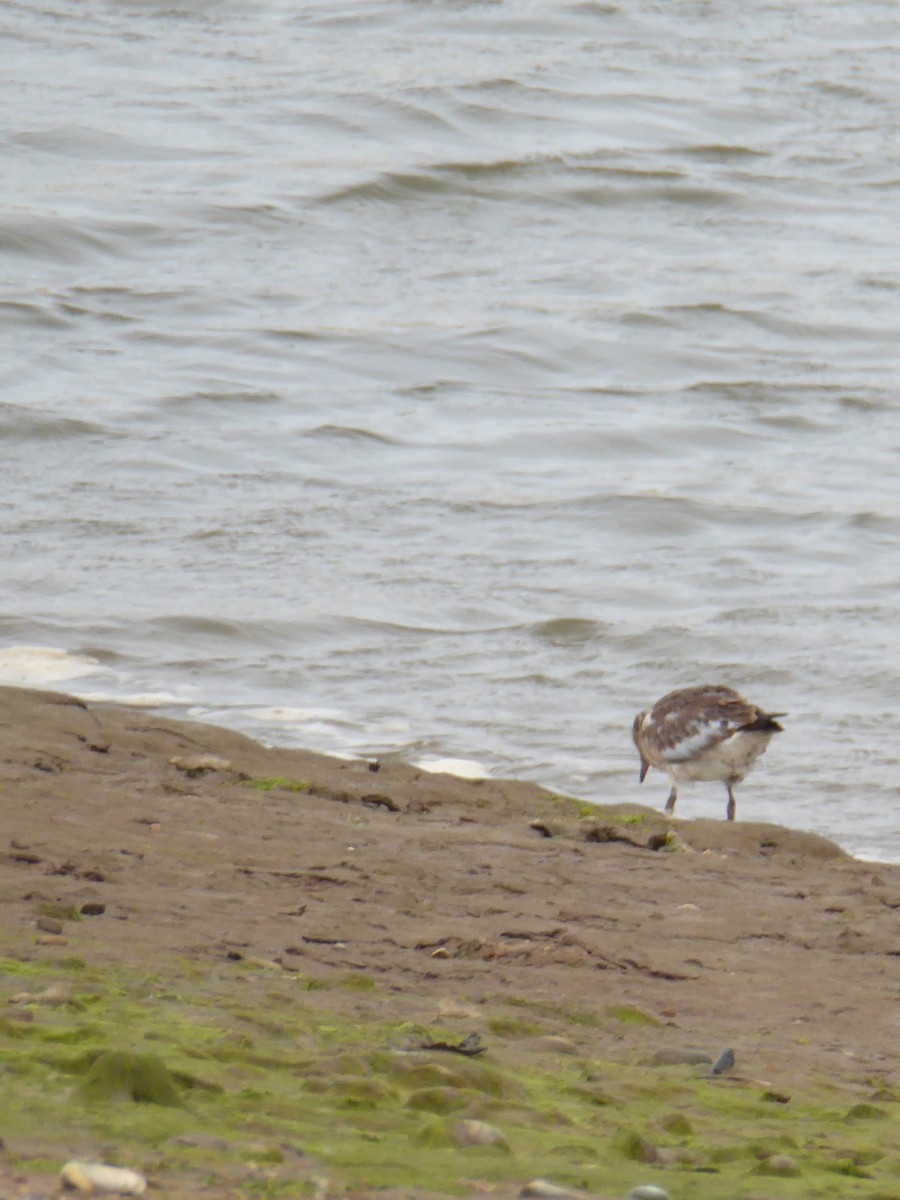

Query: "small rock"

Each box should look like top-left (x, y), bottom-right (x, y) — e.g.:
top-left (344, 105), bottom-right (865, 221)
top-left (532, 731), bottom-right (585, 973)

top-left (36, 934), bottom-right (69, 946)
top-left (80, 902), bottom-right (106, 917)
top-left (169, 753), bottom-right (232, 777)
top-left (450, 1119), bottom-right (509, 1150)
top-left (710, 1047), bottom-right (735, 1075)
top-left (528, 819), bottom-right (556, 838)
top-left (627, 1187), bottom-right (670, 1200)
top-left (430, 947), bottom-right (450, 959)
top-left (61, 1162), bottom-right (147, 1195)
top-left (762, 1153), bottom-right (800, 1176)
top-left (36, 917), bottom-right (63, 934)
top-left (520, 1182), bottom-right (579, 1199)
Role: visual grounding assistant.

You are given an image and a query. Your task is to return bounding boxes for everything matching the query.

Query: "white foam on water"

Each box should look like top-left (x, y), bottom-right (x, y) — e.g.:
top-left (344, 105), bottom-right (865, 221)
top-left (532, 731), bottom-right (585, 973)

top-left (252, 705), bottom-right (349, 725)
top-left (414, 757), bottom-right (489, 781)
top-left (84, 691), bottom-right (190, 708)
top-left (0, 645), bottom-right (100, 684)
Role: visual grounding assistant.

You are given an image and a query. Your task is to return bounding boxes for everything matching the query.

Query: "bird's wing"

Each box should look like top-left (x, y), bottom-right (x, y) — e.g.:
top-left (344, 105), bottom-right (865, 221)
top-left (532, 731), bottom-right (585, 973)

top-left (645, 688), bottom-right (758, 764)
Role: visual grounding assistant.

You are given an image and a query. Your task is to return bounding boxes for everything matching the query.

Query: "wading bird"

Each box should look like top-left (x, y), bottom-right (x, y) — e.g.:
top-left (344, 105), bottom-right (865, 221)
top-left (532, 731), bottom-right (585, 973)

top-left (632, 685), bottom-right (784, 821)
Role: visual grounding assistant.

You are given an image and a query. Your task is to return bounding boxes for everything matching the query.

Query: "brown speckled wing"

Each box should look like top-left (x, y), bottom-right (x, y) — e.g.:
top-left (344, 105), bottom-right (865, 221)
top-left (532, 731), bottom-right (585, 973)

top-left (643, 686), bottom-right (759, 764)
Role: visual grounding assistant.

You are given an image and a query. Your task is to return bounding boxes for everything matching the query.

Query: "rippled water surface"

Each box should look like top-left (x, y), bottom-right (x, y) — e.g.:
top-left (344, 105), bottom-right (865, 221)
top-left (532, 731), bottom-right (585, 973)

top-left (2, 0), bottom-right (899, 860)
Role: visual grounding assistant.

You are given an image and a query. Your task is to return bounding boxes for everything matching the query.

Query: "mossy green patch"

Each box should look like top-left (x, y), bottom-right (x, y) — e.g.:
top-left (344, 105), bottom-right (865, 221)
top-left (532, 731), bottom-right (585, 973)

top-left (37, 901), bottom-right (81, 921)
top-left (844, 1102), bottom-right (886, 1121)
top-left (0, 955), bottom-right (58, 977)
top-left (605, 1004), bottom-right (664, 1027)
top-left (75, 1050), bottom-right (184, 1106)
top-left (0, 955), bottom-right (896, 1200)
top-left (659, 1111), bottom-right (694, 1136)
top-left (335, 972), bottom-right (377, 990)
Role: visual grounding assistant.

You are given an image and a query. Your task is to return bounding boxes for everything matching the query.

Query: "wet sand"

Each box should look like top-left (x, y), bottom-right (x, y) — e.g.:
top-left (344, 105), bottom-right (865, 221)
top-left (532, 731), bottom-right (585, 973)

top-left (0, 685), bottom-right (896, 1198)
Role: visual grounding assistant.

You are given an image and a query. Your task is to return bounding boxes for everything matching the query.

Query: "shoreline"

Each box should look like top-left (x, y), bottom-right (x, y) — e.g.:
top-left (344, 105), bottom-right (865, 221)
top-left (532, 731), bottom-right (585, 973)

top-left (0, 683), bottom-right (897, 1199)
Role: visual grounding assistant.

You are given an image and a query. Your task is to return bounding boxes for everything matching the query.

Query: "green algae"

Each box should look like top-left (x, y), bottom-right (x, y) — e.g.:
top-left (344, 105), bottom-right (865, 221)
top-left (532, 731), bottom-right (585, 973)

top-left (37, 901), bottom-right (82, 921)
top-left (659, 1111), bottom-right (694, 1136)
top-left (336, 971), bottom-right (377, 990)
top-left (0, 953), bottom-right (895, 1200)
top-left (605, 1004), bottom-right (664, 1027)
top-left (76, 1049), bottom-right (184, 1106)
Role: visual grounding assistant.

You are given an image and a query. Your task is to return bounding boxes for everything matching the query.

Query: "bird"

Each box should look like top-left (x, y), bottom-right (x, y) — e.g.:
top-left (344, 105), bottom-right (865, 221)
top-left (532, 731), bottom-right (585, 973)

top-left (632, 685), bottom-right (784, 821)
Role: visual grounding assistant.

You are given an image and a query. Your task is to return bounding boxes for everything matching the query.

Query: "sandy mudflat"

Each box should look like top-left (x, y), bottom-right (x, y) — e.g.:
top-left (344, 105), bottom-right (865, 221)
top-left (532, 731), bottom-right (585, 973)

top-left (0, 685), bottom-right (897, 1200)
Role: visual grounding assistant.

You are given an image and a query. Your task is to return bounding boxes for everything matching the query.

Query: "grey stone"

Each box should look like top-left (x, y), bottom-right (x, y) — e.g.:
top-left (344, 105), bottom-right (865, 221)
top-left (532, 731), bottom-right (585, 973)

top-left (710, 1047), bottom-right (735, 1075)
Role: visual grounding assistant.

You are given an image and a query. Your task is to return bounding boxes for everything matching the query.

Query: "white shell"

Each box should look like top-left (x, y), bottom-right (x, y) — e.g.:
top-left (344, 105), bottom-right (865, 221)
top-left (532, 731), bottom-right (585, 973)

top-left (61, 1162), bottom-right (147, 1196)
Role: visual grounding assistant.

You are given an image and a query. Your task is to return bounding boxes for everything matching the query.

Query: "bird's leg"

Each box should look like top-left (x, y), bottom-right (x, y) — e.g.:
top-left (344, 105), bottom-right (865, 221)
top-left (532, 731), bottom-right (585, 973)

top-left (664, 785), bottom-right (677, 814)
top-left (726, 783), bottom-right (736, 822)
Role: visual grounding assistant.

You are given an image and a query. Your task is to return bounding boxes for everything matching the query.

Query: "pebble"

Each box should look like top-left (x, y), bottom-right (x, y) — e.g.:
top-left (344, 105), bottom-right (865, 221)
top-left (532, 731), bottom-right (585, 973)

top-left (169, 753), bottom-right (232, 776)
top-left (36, 917), bottom-right (63, 934)
top-left (709, 1047), bottom-right (735, 1075)
top-left (520, 1182), bottom-right (580, 1199)
top-left (528, 819), bottom-right (557, 838)
top-left (450, 1119), bottom-right (508, 1149)
top-left (35, 934), bottom-right (69, 946)
top-left (61, 1162), bottom-right (147, 1195)
top-left (627, 1187), bottom-right (670, 1200)
top-left (80, 902), bottom-right (106, 917)
top-left (763, 1153), bottom-right (799, 1176)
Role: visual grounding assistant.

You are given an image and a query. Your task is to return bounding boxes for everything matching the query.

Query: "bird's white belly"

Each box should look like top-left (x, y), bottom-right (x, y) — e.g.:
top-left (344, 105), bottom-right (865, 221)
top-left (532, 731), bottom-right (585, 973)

top-left (666, 731), bottom-right (772, 784)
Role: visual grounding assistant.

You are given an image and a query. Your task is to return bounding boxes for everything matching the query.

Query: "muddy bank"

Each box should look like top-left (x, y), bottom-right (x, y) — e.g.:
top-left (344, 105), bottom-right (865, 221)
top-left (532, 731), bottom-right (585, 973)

top-left (0, 685), bottom-right (896, 1199)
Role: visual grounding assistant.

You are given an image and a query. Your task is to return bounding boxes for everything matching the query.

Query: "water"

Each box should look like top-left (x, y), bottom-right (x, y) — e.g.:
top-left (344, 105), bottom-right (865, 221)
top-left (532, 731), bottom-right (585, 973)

top-left (2, 0), bottom-right (898, 861)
